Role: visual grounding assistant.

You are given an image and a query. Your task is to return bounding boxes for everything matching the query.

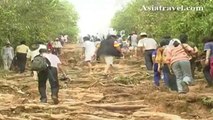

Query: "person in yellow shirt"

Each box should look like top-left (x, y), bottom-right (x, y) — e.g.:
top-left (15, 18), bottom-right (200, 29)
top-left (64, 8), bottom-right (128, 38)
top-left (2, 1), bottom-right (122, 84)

top-left (152, 46), bottom-right (163, 87)
top-left (15, 41), bottom-right (30, 73)
top-left (152, 38), bottom-right (178, 91)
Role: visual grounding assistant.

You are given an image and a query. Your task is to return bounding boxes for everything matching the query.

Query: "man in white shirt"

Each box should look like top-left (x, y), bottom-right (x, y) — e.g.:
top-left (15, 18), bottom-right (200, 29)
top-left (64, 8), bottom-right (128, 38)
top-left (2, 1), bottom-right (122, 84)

top-left (138, 32), bottom-right (158, 71)
top-left (37, 49), bottom-right (65, 104)
top-left (28, 42), bottom-right (47, 80)
top-left (52, 38), bottom-right (63, 56)
top-left (82, 36), bottom-right (96, 73)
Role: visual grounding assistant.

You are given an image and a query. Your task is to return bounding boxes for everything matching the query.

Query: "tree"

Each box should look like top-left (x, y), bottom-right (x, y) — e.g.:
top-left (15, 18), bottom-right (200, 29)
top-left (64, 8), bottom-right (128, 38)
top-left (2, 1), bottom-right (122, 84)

top-left (111, 0), bottom-right (213, 46)
top-left (0, 0), bottom-right (79, 47)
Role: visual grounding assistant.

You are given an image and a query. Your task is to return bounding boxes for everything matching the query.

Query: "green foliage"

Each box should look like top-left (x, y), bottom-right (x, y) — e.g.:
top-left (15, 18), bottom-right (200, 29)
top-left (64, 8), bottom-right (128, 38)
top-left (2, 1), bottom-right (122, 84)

top-left (201, 97), bottom-right (213, 108)
top-left (0, 0), bottom-right (79, 47)
top-left (113, 75), bottom-right (140, 85)
top-left (111, 0), bottom-right (213, 45)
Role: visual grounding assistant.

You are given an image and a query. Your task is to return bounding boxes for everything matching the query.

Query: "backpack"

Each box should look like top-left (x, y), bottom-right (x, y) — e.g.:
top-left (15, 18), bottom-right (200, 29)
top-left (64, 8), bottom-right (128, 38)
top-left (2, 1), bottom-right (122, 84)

top-left (31, 55), bottom-right (49, 71)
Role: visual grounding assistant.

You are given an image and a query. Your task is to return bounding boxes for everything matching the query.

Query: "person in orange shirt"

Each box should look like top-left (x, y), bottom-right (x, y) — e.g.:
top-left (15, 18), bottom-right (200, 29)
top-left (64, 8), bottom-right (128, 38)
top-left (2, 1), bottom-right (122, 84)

top-left (166, 39), bottom-right (195, 94)
top-left (161, 37), bottom-right (178, 91)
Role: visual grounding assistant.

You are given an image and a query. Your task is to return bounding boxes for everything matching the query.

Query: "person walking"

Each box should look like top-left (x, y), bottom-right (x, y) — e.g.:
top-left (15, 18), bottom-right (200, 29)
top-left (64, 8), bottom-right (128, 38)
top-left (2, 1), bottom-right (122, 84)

top-left (202, 37), bottom-right (213, 87)
top-left (166, 39), bottom-right (195, 94)
top-left (52, 38), bottom-right (63, 56)
top-left (37, 49), bottom-right (66, 104)
top-left (82, 36), bottom-right (96, 73)
top-left (28, 42), bottom-right (47, 80)
top-left (179, 34), bottom-right (198, 79)
top-left (1, 41), bottom-right (14, 70)
top-left (47, 41), bottom-right (54, 53)
top-left (152, 45), bottom-right (166, 87)
top-left (161, 37), bottom-right (178, 91)
top-left (97, 33), bottom-right (122, 75)
top-left (130, 31), bottom-right (138, 57)
top-left (15, 40), bottom-right (30, 73)
top-left (138, 32), bottom-right (158, 73)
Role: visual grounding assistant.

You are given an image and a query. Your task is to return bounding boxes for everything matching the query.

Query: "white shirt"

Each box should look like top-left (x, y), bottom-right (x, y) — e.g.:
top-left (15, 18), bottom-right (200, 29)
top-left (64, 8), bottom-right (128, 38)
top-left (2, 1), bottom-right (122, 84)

top-left (131, 34), bottom-right (138, 46)
top-left (64, 35), bottom-right (68, 42)
top-left (53, 41), bottom-right (62, 48)
top-left (83, 41), bottom-right (96, 56)
top-left (43, 53), bottom-right (61, 68)
top-left (28, 44), bottom-right (47, 61)
top-left (137, 38), bottom-right (157, 50)
top-left (1, 46), bottom-right (14, 60)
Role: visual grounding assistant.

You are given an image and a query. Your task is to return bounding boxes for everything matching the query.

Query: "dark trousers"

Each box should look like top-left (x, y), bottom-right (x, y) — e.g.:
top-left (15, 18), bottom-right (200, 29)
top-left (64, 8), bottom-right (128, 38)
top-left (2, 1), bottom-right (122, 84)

top-left (190, 58), bottom-right (196, 79)
top-left (203, 64), bottom-right (213, 86)
top-left (16, 53), bottom-right (27, 73)
top-left (38, 67), bottom-right (59, 101)
top-left (162, 64), bottom-right (178, 91)
top-left (144, 49), bottom-right (155, 70)
top-left (154, 63), bottom-right (171, 87)
top-left (153, 63), bottom-right (160, 86)
top-left (53, 48), bottom-right (61, 56)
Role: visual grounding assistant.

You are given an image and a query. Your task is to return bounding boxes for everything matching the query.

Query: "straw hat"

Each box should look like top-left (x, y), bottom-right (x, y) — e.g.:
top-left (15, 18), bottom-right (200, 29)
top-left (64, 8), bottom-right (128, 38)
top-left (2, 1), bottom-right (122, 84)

top-left (140, 32), bottom-right (147, 36)
top-left (6, 41), bottom-right (11, 45)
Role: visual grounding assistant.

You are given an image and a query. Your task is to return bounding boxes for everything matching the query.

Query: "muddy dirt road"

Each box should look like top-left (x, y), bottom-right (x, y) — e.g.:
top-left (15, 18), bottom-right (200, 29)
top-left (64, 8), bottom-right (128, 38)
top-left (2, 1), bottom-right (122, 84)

top-left (0, 44), bottom-right (212, 120)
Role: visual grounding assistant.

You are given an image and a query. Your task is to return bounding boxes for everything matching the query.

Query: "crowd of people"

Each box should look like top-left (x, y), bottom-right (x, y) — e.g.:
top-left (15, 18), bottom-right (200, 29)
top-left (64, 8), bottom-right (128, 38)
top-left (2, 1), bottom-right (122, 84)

top-left (1, 32), bottom-right (213, 104)
top-left (1, 35), bottom-right (68, 72)
top-left (81, 31), bottom-right (213, 94)
top-left (1, 34), bottom-right (68, 104)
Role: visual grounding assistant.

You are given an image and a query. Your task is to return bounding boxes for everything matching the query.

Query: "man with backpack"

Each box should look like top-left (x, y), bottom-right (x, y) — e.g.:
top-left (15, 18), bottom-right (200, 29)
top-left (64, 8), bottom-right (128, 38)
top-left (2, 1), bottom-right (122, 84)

top-left (28, 42), bottom-right (47, 80)
top-left (32, 49), bottom-right (66, 104)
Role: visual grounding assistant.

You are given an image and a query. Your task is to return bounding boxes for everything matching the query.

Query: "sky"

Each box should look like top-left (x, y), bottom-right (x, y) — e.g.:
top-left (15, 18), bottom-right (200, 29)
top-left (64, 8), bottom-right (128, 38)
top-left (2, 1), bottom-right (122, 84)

top-left (68, 0), bottom-right (131, 36)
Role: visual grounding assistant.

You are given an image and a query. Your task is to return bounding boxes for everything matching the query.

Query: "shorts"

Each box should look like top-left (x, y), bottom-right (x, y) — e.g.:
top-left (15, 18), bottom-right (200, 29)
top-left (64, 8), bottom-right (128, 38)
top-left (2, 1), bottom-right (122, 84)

top-left (121, 47), bottom-right (129, 53)
top-left (104, 56), bottom-right (114, 65)
top-left (85, 54), bottom-right (94, 62)
top-left (129, 46), bottom-right (137, 51)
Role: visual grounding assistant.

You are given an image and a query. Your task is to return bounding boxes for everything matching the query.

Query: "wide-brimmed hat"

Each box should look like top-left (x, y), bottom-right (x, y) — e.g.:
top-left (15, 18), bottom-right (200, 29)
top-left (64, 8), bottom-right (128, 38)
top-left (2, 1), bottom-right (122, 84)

top-left (140, 32), bottom-right (147, 36)
top-left (6, 41), bottom-right (10, 44)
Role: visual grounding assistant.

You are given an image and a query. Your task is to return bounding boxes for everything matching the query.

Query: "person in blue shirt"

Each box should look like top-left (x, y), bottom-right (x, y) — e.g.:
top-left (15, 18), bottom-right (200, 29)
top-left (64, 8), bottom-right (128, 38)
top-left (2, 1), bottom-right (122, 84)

top-left (202, 37), bottom-right (213, 87)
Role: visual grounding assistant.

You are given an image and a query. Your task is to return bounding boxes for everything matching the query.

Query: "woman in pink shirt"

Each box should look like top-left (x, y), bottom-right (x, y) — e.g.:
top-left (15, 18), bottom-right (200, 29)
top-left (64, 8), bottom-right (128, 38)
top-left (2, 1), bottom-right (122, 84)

top-left (166, 39), bottom-right (195, 94)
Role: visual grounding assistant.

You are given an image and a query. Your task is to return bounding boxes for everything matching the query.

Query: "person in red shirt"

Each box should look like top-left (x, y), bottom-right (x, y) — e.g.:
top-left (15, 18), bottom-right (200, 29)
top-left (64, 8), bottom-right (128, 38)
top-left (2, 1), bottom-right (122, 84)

top-left (47, 41), bottom-right (53, 53)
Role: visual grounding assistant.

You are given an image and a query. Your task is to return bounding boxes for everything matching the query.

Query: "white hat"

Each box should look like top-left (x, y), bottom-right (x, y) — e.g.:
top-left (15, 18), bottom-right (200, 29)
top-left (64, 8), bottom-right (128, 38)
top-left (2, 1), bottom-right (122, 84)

top-left (6, 41), bottom-right (10, 44)
top-left (140, 32), bottom-right (147, 36)
top-left (109, 30), bottom-right (117, 36)
top-left (169, 38), bottom-right (181, 46)
top-left (172, 38), bottom-right (181, 43)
